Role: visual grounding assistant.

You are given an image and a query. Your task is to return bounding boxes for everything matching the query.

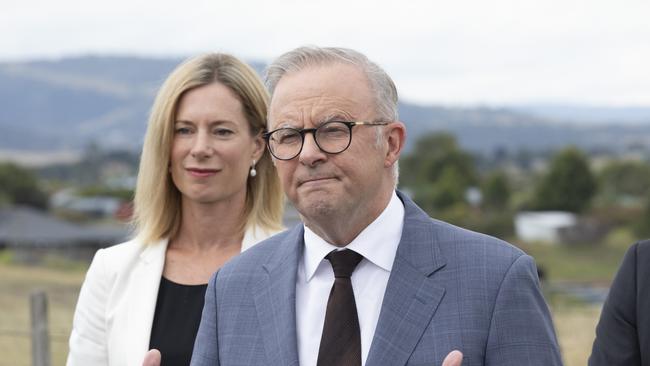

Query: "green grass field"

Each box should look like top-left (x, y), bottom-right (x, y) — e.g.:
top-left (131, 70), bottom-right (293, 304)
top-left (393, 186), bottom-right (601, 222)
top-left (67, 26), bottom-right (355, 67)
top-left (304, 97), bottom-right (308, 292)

top-left (515, 227), bottom-right (635, 282)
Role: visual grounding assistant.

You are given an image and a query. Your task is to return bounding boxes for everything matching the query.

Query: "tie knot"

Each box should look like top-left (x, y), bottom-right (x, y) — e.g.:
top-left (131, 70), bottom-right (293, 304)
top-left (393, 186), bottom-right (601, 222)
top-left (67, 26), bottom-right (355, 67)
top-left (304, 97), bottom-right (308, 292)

top-left (326, 249), bottom-right (363, 278)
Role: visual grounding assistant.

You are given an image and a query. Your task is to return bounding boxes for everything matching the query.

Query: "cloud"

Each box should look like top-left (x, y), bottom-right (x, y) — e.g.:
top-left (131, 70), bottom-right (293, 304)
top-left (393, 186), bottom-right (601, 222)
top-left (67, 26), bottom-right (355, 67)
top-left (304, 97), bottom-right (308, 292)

top-left (1, 0), bottom-right (649, 105)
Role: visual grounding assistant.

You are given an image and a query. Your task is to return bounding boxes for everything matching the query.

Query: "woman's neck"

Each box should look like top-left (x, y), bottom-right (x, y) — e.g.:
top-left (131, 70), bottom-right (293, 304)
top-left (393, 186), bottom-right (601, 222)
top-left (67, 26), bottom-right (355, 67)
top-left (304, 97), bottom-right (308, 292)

top-left (172, 194), bottom-right (248, 252)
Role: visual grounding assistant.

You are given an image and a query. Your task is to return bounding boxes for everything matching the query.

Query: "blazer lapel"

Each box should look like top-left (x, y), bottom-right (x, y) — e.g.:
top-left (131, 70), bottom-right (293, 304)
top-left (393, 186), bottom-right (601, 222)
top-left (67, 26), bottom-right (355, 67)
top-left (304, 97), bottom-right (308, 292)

top-left (366, 193), bottom-right (447, 366)
top-left (252, 225), bottom-right (303, 366)
top-left (126, 239), bottom-right (168, 366)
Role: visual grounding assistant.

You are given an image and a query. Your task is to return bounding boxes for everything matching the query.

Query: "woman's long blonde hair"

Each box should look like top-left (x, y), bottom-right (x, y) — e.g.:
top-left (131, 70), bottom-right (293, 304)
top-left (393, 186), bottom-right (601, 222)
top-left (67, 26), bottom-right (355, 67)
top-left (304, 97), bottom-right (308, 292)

top-left (132, 53), bottom-right (283, 244)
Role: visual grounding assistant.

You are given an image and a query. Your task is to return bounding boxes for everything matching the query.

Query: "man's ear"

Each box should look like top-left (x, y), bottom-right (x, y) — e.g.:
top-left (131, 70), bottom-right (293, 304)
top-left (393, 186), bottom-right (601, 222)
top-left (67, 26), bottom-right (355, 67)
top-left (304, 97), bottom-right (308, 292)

top-left (384, 121), bottom-right (406, 168)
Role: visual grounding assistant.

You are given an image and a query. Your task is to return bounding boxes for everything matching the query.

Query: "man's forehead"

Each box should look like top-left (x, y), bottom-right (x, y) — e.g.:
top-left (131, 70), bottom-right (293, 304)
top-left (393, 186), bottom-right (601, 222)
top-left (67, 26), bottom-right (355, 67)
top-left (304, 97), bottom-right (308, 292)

top-left (268, 96), bottom-right (370, 129)
top-left (273, 63), bottom-right (369, 96)
top-left (268, 63), bottom-right (373, 123)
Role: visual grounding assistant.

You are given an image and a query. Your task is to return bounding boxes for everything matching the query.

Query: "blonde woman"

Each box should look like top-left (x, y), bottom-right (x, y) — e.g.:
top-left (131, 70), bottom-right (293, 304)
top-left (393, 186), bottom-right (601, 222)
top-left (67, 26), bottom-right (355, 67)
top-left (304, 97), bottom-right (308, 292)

top-left (67, 53), bottom-right (284, 366)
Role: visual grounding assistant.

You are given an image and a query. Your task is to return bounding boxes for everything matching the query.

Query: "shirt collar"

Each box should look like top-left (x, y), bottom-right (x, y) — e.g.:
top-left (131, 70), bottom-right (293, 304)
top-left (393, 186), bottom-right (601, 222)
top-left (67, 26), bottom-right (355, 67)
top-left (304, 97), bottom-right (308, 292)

top-left (302, 191), bottom-right (405, 281)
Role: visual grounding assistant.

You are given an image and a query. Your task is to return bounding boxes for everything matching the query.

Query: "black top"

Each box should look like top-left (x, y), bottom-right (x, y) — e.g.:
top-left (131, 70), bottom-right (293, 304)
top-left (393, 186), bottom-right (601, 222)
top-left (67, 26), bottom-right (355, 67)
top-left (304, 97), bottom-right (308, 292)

top-left (149, 277), bottom-right (208, 366)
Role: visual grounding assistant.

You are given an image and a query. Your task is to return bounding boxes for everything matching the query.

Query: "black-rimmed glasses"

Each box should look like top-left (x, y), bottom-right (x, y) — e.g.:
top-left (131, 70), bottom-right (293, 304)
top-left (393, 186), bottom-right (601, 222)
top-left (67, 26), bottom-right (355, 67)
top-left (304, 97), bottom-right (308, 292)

top-left (263, 120), bottom-right (390, 160)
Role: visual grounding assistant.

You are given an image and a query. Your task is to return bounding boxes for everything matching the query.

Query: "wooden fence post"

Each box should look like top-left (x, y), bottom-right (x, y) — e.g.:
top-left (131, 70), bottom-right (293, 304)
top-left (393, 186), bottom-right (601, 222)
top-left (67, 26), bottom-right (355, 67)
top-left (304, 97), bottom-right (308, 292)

top-left (30, 291), bottom-right (51, 366)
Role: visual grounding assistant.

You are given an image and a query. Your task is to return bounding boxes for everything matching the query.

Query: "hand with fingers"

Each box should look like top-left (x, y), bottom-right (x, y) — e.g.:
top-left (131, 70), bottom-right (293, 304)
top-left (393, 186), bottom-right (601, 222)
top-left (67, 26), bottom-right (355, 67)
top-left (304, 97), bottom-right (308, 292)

top-left (142, 349), bottom-right (161, 366)
top-left (442, 350), bottom-right (463, 366)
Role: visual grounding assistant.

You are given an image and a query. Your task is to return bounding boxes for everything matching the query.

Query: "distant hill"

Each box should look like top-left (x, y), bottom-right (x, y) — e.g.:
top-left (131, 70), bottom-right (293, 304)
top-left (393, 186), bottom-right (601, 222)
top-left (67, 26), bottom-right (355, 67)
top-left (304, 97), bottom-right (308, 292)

top-left (512, 104), bottom-right (650, 124)
top-left (1, 56), bottom-right (649, 158)
top-left (398, 103), bottom-right (650, 153)
top-left (0, 56), bottom-right (178, 151)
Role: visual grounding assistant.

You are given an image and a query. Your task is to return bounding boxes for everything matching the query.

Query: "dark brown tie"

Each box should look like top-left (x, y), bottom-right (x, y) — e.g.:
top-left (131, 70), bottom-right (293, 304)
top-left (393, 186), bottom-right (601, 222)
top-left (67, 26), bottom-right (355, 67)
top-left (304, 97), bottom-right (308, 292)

top-left (317, 249), bottom-right (364, 366)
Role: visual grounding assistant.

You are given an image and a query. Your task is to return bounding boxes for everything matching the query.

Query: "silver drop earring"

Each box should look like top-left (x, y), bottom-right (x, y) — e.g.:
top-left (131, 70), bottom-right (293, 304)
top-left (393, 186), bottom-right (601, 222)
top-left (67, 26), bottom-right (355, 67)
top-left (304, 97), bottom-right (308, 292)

top-left (249, 160), bottom-right (257, 177)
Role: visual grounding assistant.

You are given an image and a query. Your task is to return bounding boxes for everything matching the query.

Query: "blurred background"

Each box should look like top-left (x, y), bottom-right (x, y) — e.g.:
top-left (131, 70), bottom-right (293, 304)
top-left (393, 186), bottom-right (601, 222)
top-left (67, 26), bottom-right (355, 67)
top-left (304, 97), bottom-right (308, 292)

top-left (1, 0), bottom-right (650, 364)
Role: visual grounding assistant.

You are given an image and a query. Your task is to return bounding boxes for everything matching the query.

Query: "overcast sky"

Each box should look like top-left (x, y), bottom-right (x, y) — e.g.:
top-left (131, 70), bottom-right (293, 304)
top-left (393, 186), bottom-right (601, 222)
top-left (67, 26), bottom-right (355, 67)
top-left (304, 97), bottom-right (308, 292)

top-left (2, 0), bottom-right (649, 106)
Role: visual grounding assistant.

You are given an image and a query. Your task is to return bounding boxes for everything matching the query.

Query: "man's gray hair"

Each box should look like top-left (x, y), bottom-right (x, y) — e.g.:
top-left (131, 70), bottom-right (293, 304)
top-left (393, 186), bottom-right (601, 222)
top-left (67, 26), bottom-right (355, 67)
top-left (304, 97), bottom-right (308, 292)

top-left (265, 46), bottom-right (399, 121)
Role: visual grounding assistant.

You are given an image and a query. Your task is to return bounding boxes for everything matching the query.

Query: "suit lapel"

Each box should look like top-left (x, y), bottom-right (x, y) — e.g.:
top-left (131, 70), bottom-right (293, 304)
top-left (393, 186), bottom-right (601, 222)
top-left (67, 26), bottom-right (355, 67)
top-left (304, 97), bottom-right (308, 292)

top-left (126, 239), bottom-right (167, 366)
top-left (252, 225), bottom-right (303, 366)
top-left (366, 193), bottom-right (447, 366)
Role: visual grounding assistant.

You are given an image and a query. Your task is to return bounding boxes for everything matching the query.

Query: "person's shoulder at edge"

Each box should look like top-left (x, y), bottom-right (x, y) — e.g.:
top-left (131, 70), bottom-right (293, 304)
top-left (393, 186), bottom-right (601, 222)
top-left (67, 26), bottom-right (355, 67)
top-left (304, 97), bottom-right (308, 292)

top-left (588, 239), bottom-right (650, 366)
top-left (634, 238), bottom-right (650, 258)
top-left (616, 238), bottom-right (650, 286)
top-left (608, 238), bottom-right (650, 282)
top-left (83, 237), bottom-right (167, 287)
top-left (433, 217), bottom-right (525, 255)
top-left (68, 238), bottom-right (166, 366)
top-left (404, 194), bottom-right (528, 268)
top-left (89, 222), bottom-right (281, 280)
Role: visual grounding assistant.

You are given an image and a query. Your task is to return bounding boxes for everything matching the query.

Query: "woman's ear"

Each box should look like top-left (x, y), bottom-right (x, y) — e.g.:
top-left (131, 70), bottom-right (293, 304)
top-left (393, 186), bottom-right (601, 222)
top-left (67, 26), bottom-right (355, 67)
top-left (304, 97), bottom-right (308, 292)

top-left (252, 134), bottom-right (265, 162)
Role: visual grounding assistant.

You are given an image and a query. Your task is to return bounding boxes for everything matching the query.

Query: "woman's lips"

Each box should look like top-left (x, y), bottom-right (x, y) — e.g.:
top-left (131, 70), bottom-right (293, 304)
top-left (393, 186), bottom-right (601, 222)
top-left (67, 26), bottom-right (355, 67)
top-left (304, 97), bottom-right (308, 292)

top-left (186, 168), bottom-right (219, 177)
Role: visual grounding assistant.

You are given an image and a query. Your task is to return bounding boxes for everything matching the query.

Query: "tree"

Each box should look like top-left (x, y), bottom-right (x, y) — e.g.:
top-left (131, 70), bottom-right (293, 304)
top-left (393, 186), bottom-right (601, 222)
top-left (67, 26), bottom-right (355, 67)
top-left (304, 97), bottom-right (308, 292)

top-left (429, 165), bottom-right (469, 210)
top-left (531, 147), bottom-right (596, 213)
top-left (481, 171), bottom-right (511, 210)
top-left (598, 160), bottom-right (650, 203)
top-left (0, 162), bottom-right (49, 209)
top-left (401, 132), bottom-right (477, 212)
top-left (634, 192), bottom-right (650, 237)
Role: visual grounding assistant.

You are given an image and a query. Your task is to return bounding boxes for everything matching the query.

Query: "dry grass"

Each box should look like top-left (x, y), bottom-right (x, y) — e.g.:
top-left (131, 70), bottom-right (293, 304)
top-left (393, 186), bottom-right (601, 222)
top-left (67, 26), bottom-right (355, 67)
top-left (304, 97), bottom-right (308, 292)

top-left (0, 259), bottom-right (602, 366)
top-left (553, 304), bottom-right (601, 366)
top-left (0, 261), bottom-right (86, 366)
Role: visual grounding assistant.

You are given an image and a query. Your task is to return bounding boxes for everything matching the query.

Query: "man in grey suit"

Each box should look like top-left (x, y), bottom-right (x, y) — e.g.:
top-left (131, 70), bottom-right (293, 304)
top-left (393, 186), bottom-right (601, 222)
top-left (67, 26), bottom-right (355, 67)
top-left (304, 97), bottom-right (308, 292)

top-left (189, 46), bottom-right (562, 366)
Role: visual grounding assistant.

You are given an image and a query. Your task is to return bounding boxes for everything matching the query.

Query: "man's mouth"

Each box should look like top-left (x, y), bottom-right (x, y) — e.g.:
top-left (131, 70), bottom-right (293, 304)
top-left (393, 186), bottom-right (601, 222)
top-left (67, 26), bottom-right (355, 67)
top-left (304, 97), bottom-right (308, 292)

top-left (298, 176), bottom-right (337, 187)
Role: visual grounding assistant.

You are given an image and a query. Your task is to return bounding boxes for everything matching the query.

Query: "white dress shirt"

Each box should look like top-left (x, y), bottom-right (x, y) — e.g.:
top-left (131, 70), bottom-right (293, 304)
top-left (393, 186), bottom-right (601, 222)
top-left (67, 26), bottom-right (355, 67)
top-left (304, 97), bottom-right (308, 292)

top-left (296, 191), bottom-right (405, 366)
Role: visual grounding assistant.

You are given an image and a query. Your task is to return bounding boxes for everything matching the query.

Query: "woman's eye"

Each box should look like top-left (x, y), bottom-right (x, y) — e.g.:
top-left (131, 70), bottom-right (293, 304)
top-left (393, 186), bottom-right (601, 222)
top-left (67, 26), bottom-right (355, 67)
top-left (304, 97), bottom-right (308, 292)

top-left (175, 127), bottom-right (192, 135)
top-left (214, 128), bottom-right (234, 137)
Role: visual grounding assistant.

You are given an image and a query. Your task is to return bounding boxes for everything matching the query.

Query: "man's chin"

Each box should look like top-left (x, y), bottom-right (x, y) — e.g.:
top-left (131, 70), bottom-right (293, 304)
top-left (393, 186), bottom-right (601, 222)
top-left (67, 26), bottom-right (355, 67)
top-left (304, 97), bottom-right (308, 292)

top-left (295, 197), bottom-right (336, 220)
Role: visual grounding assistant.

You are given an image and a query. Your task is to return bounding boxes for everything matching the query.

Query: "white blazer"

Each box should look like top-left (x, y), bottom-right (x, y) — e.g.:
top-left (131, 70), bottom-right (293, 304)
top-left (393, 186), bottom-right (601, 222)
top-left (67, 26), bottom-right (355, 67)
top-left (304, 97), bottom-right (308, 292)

top-left (67, 226), bottom-right (278, 366)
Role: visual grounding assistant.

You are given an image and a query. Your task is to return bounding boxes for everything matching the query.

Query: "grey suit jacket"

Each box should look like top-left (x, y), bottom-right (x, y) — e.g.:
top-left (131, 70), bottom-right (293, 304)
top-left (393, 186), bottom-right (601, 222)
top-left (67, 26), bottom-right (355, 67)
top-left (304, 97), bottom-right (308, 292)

top-left (589, 240), bottom-right (650, 366)
top-left (191, 192), bottom-right (562, 366)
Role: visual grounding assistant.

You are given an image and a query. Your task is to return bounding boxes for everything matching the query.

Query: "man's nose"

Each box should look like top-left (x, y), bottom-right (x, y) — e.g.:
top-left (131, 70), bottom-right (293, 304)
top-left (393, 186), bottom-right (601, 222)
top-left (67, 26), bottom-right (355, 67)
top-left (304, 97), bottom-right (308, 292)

top-left (298, 132), bottom-right (326, 166)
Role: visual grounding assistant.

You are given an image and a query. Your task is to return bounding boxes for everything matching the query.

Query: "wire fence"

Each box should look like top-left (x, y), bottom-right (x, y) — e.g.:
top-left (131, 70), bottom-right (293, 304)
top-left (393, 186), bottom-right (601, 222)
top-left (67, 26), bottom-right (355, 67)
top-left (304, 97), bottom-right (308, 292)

top-left (0, 291), bottom-right (58, 366)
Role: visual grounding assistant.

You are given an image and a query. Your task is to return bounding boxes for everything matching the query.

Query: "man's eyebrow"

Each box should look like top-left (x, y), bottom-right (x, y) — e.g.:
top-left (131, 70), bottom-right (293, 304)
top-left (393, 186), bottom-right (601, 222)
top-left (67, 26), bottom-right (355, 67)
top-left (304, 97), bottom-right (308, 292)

top-left (318, 113), bottom-right (354, 124)
top-left (275, 121), bottom-right (299, 128)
